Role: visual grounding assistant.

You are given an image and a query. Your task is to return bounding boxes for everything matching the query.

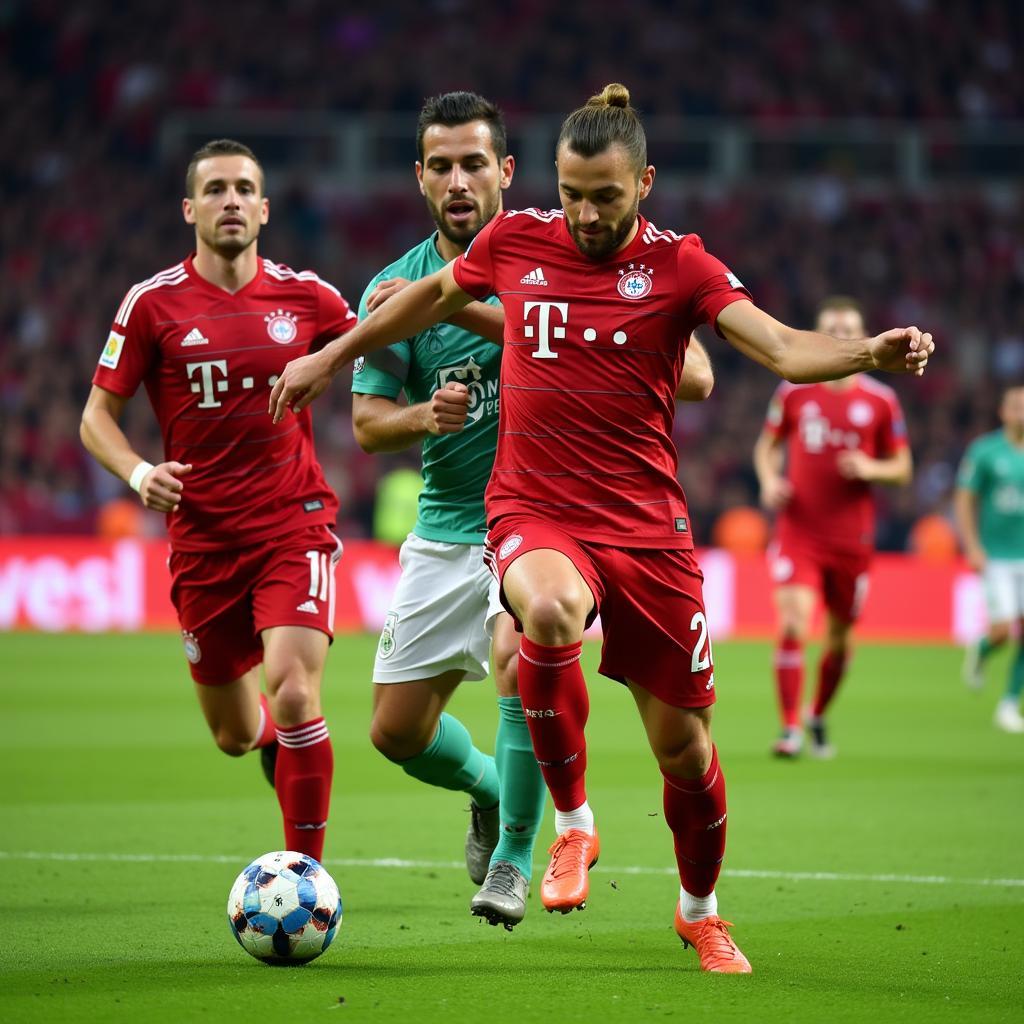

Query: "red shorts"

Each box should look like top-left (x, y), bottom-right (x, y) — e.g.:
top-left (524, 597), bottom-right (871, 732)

top-left (168, 525), bottom-right (343, 685)
top-left (768, 532), bottom-right (871, 624)
top-left (485, 515), bottom-right (715, 709)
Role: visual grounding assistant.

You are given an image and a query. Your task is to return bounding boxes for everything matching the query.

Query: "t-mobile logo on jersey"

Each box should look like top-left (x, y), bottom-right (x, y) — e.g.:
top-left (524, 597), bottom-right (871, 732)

top-left (186, 360), bottom-right (277, 409)
top-left (522, 301), bottom-right (568, 360)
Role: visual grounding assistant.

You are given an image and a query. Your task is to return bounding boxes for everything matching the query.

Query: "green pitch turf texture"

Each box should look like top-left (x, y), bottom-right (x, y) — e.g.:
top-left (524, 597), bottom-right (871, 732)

top-left (3, 633), bottom-right (1022, 1023)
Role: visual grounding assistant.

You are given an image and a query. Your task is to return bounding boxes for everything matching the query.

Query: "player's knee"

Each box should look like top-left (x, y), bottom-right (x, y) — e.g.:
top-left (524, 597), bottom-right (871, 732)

top-left (369, 715), bottom-right (429, 763)
top-left (212, 727), bottom-right (252, 758)
top-left (520, 592), bottom-right (587, 644)
top-left (657, 726), bottom-right (713, 779)
top-left (269, 672), bottom-right (319, 726)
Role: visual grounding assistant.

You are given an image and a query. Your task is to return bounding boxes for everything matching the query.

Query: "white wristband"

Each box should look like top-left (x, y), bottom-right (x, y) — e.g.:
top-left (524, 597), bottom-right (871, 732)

top-left (128, 461), bottom-right (155, 494)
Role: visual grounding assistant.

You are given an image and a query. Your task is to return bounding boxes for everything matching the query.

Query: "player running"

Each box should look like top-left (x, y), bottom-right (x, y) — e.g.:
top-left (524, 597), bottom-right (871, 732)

top-left (753, 297), bottom-right (912, 758)
top-left (954, 384), bottom-right (1024, 732)
top-left (269, 84), bottom-right (933, 973)
top-left (353, 91), bottom-right (715, 929)
top-left (81, 139), bottom-right (354, 863)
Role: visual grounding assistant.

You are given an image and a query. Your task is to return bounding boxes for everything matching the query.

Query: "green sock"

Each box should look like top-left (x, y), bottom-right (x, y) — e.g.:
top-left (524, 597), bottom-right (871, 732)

top-left (978, 636), bottom-right (997, 661)
top-left (398, 712), bottom-right (498, 807)
top-left (490, 696), bottom-right (547, 880)
top-left (1006, 646), bottom-right (1024, 701)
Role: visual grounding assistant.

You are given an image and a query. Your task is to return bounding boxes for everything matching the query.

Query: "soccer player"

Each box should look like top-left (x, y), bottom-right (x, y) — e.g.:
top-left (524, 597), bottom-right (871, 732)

top-left (270, 84), bottom-right (933, 973)
top-left (954, 384), bottom-right (1024, 733)
top-left (753, 297), bottom-right (912, 758)
top-left (352, 91), bottom-right (715, 929)
top-left (80, 139), bottom-right (355, 863)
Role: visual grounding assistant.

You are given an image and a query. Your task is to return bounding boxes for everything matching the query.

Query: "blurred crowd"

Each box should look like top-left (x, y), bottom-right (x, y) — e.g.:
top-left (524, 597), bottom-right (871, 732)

top-left (2, 0), bottom-right (1022, 547)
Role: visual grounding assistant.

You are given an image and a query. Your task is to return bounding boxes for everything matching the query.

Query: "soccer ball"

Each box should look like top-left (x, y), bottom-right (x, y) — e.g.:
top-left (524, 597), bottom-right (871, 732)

top-left (227, 851), bottom-right (342, 965)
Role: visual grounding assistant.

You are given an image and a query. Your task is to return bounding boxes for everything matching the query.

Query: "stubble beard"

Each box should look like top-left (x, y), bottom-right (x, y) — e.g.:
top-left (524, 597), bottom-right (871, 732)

top-left (569, 196), bottom-right (640, 260)
top-left (428, 192), bottom-right (501, 250)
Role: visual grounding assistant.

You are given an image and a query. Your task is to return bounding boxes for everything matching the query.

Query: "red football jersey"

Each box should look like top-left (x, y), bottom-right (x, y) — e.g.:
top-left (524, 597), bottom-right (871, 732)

top-left (452, 209), bottom-right (750, 548)
top-left (93, 255), bottom-right (356, 552)
top-left (765, 377), bottom-right (908, 552)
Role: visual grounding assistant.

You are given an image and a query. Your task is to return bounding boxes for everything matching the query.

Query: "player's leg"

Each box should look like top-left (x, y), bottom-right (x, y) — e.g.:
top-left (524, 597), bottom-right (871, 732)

top-left (992, 564), bottom-right (1024, 731)
top-left (1001, 611), bottom-right (1024, 731)
top-left (368, 536), bottom-right (503, 881)
top-left (471, 610), bottom-right (547, 929)
top-left (193, 668), bottom-right (276, 755)
top-left (771, 581), bottom-right (816, 757)
top-left (491, 519), bottom-right (601, 913)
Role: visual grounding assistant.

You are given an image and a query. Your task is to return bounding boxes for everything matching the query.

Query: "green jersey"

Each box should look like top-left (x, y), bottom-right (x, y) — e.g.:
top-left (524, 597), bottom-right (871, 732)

top-left (352, 234), bottom-right (501, 544)
top-left (957, 429), bottom-right (1024, 558)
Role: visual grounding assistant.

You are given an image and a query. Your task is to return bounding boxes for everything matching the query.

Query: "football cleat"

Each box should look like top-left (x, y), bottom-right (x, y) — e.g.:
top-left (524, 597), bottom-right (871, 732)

top-left (994, 700), bottom-right (1024, 734)
top-left (470, 860), bottom-right (529, 930)
top-left (805, 713), bottom-right (835, 759)
top-left (674, 905), bottom-right (752, 974)
top-left (772, 727), bottom-right (802, 758)
top-left (961, 641), bottom-right (985, 691)
top-left (260, 740), bottom-right (278, 789)
top-left (541, 828), bottom-right (600, 913)
top-left (465, 801), bottom-right (501, 885)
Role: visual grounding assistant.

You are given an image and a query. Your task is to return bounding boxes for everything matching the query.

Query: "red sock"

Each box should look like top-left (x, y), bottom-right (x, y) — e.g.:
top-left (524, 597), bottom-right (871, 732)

top-left (516, 637), bottom-right (588, 812)
top-left (662, 745), bottom-right (727, 898)
top-left (275, 718), bottom-right (333, 863)
top-left (812, 650), bottom-right (848, 717)
top-left (775, 635), bottom-right (804, 729)
top-left (254, 693), bottom-right (277, 749)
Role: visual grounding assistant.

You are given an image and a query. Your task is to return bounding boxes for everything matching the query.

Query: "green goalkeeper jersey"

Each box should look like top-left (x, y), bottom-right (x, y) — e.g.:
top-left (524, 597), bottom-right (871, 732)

top-left (956, 429), bottom-right (1024, 559)
top-left (351, 234), bottom-right (501, 545)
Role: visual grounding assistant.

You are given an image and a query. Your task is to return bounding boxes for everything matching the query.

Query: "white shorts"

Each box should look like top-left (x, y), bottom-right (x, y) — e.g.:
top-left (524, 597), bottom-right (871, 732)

top-left (372, 534), bottom-right (504, 684)
top-left (983, 559), bottom-right (1024, 623)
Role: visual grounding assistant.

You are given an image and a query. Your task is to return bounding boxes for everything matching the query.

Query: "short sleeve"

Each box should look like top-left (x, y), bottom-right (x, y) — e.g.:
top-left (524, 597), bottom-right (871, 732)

top-left (764, 382), bottom-right (792, 438)
top-left (313, 278), bottom-right (357, 347)
top-left (677, 235), bottom-right (752, 335)
top-left (451, 215), bottom-right (499, 299)
top-left (957, 441), bottom-right (985, 492)
top-left (91, 290), bottom-right (158, 398)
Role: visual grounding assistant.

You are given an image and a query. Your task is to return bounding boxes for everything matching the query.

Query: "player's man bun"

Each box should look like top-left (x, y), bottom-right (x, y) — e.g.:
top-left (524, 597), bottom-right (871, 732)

top-left (558, 82), bottom-right (647, 172)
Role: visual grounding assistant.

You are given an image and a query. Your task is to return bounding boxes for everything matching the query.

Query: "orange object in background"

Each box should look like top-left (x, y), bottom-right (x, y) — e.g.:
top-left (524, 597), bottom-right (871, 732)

top-left (712, 506), bottom-right (769, 554)
top-left (96, 498), bottom-right (143, 540)
top-left (909, 513), bottom-right (959, 562)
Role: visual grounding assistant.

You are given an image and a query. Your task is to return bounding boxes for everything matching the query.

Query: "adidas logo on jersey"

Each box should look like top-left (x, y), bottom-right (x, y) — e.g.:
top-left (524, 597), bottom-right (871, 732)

top-left (296, 600), bottom-right (319, 614)
top-left (519, 267), bottom-right (548, 286)
top-left (181, 328), bottom-right (209, 347)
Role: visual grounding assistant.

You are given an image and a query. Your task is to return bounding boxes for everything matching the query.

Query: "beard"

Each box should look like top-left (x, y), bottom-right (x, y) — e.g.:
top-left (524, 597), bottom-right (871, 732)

top-left (199, 223), bottom-right (257, 259)
top-left (568, 196), bottom-right (640, 260)
top-left (427, 191), bottom-right (501, 249)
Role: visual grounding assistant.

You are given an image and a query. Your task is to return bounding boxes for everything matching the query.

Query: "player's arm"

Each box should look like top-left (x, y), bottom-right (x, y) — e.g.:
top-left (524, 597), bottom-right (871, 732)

top-left (753, 429), bottom-right (792, 510)
top-left (835, 446), bottom-right (913, 486)
top-left (716, 301), bottom-right (932, 382)
top-left (271, 264), bottom-right (472, 422)
top-left (367, 276), bottom-right (505, 345)
top-left (952, 486), bottom-right (986, 572)
top-left (675, 336), bottom-right (714, 402)
top-left (352, 383), bottom-right (471, 453)
top-left (80, 385), bottom-right (192, 513)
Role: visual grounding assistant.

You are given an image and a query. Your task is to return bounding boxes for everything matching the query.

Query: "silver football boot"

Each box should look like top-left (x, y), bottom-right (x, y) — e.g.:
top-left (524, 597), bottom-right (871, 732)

top-left (465, 801), bottom-right (501, 885)
top-left (470, 860), bottom-right (529, 930)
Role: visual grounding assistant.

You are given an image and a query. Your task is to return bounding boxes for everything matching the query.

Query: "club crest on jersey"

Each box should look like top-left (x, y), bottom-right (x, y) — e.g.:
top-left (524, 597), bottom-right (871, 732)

top-left (848, 400), bottom-right (874, 427)
top-left (265, 309), bottom-right (298, 344)
top-left (378, 612), bottom-right (398, 660)
top-left (182, 630), bottom-right (202, 664)
top-left (617, 264), bottom-right (653, 300)
top-left (499, 534), bottom-right (523, 560)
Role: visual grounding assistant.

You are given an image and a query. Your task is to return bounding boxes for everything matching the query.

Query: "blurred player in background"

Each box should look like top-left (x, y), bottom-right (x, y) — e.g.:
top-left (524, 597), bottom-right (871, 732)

top-left (80, 139), bottom-right (354, 862)
top-left (954, 384), bottom-right (1024, 733)
top-left (270, 84), bottom-right (933, 973)
top-left (753, 297), bottom-right (912, 758)
top-left (352, 91), bottom-right (715, 929)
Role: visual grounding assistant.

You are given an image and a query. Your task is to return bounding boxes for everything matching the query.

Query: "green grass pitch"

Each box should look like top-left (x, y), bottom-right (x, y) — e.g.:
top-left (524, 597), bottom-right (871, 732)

top-left (3, 632), bottom-right (1022, 1023)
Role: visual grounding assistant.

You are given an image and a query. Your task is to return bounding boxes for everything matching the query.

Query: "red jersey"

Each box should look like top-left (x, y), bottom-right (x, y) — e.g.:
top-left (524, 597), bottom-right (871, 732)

top-left (452, 209), bottom-right (750, 548)
top-left (765, 377), bottom-right (908, 552)
top-left (93, 255), bottom-right (356, 552)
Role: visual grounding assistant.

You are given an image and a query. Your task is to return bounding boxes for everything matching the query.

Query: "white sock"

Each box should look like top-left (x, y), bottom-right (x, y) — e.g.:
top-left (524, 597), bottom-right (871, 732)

top-left (680, 885), bottom-right (718, 923)
top-left (555, 801), bottom-right (594, 835)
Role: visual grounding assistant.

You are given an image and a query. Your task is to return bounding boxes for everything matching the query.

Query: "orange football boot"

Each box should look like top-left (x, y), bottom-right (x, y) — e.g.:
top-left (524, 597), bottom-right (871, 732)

top-left (673, 904), bottom-right (752, 973)
top-left (540, 828), bottom-right (600, 913)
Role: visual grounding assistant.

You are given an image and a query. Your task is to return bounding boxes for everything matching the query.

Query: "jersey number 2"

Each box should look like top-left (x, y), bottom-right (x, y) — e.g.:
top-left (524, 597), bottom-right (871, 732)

top-left (690, 611), bottom-right (713, 673)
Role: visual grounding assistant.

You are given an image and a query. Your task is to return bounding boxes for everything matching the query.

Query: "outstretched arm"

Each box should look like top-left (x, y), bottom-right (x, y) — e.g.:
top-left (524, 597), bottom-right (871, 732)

top-left (270, 264), bottom-right (473, 422)
top-left (716, 301), bottom-right (932, 382)
top-left (675, 336), bottom-right (714, 402)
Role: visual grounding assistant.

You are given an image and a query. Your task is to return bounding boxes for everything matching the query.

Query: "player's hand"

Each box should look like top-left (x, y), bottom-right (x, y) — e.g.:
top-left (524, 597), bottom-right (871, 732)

top-left (366, 277), bottom-right (410, 313)
top-left (269, 351), bottom-right (332, 423)
top-left (869, 327), bottom-right (934, 376)
top-left (423, 382), bottom-right (470, 435)
top-left (139, 461), bottom-right (192, 513)
top-left (760, 475), bottom-right (793, 510)
top-left (836, 449), bottom-right (875, 481)
top-left (964, 543), bottom-right (987, 573)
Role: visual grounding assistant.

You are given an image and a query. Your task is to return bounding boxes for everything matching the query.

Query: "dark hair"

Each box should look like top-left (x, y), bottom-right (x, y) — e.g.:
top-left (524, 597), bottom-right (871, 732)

top-left (416, 91), bottom-right (507, 162)
top-left (557, 83), bottom-right (647, 173)
top-left (816, 296), bottom-right (865, 322)
top-left (185, 139), bottom-right (263, 197)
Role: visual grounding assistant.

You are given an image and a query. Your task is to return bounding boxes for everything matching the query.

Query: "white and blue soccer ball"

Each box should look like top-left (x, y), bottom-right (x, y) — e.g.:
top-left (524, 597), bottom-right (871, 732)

top-left (227, 851), bottom-right (342, 965)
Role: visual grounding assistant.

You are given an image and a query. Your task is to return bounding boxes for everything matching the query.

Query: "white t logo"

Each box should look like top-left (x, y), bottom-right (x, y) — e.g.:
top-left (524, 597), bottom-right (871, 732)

top-left (186, 360), bottom-right (229, 408)
top-left (523, 301), bottom-right (568, 360)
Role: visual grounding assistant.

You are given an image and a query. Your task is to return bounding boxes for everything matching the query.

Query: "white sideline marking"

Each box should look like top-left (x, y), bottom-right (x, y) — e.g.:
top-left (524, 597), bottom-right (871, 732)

top-left (1, 850), bottom-right (1022, 889)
